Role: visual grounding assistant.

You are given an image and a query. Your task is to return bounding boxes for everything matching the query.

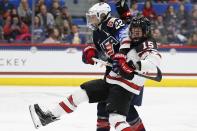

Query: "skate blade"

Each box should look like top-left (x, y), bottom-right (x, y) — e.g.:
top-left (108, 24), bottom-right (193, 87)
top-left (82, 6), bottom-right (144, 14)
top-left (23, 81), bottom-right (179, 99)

top-left (29, 105), bottom-right (42, 129)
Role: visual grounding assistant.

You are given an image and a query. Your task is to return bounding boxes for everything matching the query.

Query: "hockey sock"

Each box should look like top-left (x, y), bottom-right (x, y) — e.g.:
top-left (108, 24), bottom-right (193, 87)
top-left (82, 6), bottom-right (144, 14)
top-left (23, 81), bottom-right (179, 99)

top-left (97, 118), bottom-right (110, 131)
top-left (51, 88), bottom-right (89, 117)
top-left (109, 113), bottom-right (132, 131)
top-left (129, 117), bottom-right (146, 131)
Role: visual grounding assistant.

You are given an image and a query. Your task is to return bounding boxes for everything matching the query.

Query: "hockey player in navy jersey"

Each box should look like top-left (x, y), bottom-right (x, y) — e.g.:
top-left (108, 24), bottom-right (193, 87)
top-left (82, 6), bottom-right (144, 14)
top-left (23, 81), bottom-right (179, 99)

top-left (29, 2), bottom-right (161, 131)
top-left (95, 1), bottom-right (146, 131)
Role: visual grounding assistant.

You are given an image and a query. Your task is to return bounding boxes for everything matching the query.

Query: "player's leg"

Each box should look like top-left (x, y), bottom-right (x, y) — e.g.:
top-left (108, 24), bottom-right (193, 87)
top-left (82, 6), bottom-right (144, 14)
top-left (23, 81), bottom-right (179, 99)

top-left (106, 85), bottom-right (134, 131)
top-left (29, 86), bottom-right (88, 129)
top-left (29, 79), bottom-right (109, 129)
top-left (127, 87), bottom-right (146, 131)
top-left (96, 81), bottom-right (112, 131)
top-left (127, 106), bottom-right (145, 131)
top-left (97, 102), bottom-right (110, 131)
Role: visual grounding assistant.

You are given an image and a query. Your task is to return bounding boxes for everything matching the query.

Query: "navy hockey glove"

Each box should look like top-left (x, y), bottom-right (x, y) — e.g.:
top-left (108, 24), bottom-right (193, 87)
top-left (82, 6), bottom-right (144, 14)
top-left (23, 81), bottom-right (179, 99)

top-left (116, 0), bottom-right (131, 24)
top-left (82, 46), bottom-right (97, 65)
top-left (112, 53), bottom-right (136, 79)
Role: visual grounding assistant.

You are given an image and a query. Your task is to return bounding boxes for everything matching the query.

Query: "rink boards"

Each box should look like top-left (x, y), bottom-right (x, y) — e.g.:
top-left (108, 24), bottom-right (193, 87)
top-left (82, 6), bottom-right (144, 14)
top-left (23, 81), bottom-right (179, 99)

top-left (0, 47), bottom-right (196, 87)
top-left (0, 76), bottom-right (196, 87)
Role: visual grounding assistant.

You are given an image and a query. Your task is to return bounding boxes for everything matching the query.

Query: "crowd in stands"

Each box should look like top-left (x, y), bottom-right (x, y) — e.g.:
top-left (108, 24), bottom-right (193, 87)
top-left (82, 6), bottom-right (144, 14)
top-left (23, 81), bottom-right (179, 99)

top-left (135, 0), bottom-right (197, 45)
top-left (0, 0), bottom-right (87, 44)
top-left (0, 0), bottom-right (196, 45)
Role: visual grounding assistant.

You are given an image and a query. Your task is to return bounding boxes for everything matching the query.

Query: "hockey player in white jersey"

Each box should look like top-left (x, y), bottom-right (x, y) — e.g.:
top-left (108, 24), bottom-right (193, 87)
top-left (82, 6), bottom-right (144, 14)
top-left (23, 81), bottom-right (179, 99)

top-left (107, 16), bottom-right (162, 96)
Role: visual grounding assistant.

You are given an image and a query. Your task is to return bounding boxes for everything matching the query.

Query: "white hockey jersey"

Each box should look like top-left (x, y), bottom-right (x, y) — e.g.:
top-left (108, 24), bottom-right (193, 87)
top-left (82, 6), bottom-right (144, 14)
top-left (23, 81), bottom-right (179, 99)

top-left (106, 40), bottom-right (162, 95)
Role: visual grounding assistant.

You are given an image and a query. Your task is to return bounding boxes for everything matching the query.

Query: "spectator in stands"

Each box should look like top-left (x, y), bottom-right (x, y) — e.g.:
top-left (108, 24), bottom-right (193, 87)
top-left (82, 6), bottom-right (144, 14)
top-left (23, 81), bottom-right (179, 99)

top-left (153, 15), bottom-right (166, 36)
top-left (0, 27), bottom-right (4, 40)
top-left (43, 27), bottom-right (61, 43)
top-left (54, 9), bottom-right (64, 28)
top-left (10, 8), bottom-right (18, 18)
top-left (166, 28), bottom-right (179, 43)
top-left (188, 32), bottom-right (197, 45)
top-left (61, 6), bottom-right (72, 28)
top-left (163, 5), bottom-right (178, 43)
top-left (4, 16), bottom-right (11, 27)
top-left (35, 0), bottom-right (45, 15)
top-left (176, 3), bottom-right (190, 38)
top-left (0, 0), bottom-right (14, 19)
top-left (152, 28), bottom-right (167, 43)
top-left (32, 16), bottom-right (45, 42)
top-left (188, 9), bottom-right (197, 39)
top-left (65, 24), bottom-right (86, 44)
top-left (51, 0), bottom-right (63, 8)
top-left (0, 16), bottom-right (3, 40)
top-left (37, 4), bottom-right (55, 28)
top-left (17, 0), bottom-right (32, 25)
top-left (50, 1), bottom-right (61, 18)
top-left (61, 20), bottom-right (70, 41)
top-left (52, 5), bottom-right (72, 34)
top-left (3, 15), bottom-right (29, 42)
top-left (0, 15), bottom-right (3, 27)
top-left (130, 1), bottom-right (141, 16)
top-left (142, 0), bottom-right (157, 20)
top-left (163, 5), bottom-right (177, 24)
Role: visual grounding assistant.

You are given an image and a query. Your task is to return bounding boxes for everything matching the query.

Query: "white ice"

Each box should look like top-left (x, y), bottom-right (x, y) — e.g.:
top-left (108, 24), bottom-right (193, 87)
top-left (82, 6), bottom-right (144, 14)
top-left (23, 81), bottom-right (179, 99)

top-left (0, 86), bottom-right (197, 131)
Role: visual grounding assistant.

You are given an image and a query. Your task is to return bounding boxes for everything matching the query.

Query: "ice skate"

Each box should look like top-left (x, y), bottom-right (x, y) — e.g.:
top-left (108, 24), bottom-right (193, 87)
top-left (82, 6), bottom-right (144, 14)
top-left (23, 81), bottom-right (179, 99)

top-left (29, 104), bottom-right (59, 129)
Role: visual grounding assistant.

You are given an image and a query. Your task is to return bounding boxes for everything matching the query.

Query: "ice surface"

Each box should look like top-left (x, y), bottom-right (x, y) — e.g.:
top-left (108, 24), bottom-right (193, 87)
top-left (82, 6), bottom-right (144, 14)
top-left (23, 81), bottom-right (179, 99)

top-left (0, 86), bottom-right (196, 131)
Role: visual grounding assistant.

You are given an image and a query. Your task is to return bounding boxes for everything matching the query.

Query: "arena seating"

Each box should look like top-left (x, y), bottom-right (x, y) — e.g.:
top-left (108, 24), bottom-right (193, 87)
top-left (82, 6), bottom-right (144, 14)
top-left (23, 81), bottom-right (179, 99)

top-left (7, 0), bottom-right (193, 25)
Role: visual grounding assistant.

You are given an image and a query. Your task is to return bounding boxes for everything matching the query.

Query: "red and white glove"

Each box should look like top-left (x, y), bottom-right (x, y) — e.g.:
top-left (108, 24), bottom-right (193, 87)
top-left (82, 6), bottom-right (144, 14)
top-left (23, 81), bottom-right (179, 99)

top-left (112, 53), bottom-right (136, 79)
top-left (82, 46), bottom-right (97, 65)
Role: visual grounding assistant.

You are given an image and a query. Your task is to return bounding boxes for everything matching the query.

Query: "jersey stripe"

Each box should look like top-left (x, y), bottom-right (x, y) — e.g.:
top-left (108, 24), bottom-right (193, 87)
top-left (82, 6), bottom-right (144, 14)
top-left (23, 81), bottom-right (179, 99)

top-left (106, 75), bottom-right (141, 95)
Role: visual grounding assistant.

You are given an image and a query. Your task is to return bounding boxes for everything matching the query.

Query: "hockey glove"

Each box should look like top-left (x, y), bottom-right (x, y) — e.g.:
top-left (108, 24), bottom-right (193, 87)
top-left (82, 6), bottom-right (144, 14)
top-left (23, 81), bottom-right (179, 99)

top-left (112, 53), bottom-right (136, 79)
top-left (82, 46), bottom-right (97, 65)
top-left (116, 0), bottom-right (131, 24)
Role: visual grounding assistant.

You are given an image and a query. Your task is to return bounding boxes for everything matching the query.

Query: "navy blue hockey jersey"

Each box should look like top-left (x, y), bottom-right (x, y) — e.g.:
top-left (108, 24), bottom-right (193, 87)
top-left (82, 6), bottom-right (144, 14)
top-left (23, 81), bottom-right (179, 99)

top-left (93, 17), bottom-right (130, 61)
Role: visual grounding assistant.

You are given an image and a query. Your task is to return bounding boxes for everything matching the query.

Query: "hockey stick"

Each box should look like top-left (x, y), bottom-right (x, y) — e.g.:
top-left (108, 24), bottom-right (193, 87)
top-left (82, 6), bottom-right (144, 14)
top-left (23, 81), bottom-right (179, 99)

top-left (92, 58), bottom-right (162, 82)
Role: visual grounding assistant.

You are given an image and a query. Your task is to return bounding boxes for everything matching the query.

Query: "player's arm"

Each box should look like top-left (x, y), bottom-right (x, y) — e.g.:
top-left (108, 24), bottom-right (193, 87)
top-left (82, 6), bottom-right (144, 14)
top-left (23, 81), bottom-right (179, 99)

top-left (109, 18), bottom-right (131, 54)
top-left (112, 41), bottom-right (161, 79)
top-left (115, 0), bottom-right (132, 23)
top-left (82, 34), bottom-right (99, 65)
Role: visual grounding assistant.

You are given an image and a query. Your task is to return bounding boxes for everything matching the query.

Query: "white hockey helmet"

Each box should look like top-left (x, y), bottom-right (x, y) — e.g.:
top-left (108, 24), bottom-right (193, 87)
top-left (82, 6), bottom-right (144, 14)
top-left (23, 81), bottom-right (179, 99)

top-left (86, 2), bottom-right (111, 30)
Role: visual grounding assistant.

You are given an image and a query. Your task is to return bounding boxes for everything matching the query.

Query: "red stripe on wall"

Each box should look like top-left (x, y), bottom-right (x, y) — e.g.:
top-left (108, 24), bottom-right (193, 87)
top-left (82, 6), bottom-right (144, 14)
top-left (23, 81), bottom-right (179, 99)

top-left (0, 72), bottom-right (104, 75)
top-left (0, 72), bottom-right (196, 76)
top-left (0, 43), bottom-right (197, 49)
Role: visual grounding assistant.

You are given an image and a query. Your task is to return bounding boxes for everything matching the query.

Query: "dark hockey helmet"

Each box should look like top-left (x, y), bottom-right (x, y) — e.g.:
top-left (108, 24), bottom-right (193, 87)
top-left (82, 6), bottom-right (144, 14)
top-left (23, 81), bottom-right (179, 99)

top-left (129, 16), bottom-right (151, 43)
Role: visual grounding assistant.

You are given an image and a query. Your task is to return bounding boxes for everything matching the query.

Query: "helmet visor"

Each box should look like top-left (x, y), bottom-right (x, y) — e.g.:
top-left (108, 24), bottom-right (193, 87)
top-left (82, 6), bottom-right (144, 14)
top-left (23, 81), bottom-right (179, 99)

top-left (86, 12), bottom-right (99, 30)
